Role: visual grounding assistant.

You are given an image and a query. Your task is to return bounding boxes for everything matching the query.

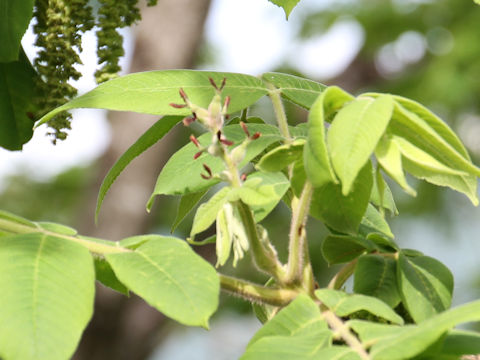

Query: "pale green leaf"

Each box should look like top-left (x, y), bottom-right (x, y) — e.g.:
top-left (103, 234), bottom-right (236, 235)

top-left (304, 86), bottom-right (353, 188)
top-left (249, 294), bottom-right (328, 345)
top-left (437, 329), bottom-right (480, 356)
top-left (96, 115), bottom-right (181, 222)
top-left (36, 70), bottom-right (268, 127)
top-left (397, 253), bottom-right (453, 323)
top-left (256, 139), bottom-right (305, 172)
top-left (370, 169), bottom-right (398, 215)
top-left (315, 289), bottom-right (404, 325)
top-left (147, 123), bottom-right (284, 209)
top-left (375, 135), bottom-right (417, 196)
top-left (0, 233), bottom-right (95, 360)
top-left (267, 0), bottom-right (301, 19)
top-left (310, 161), bottom-right (373, 235)
top-left (0, 1), bottom-right (34, 62)
top-left (36, 222), bottom-right (78, 236)
top-left (358, 204), bottom-right (394, 239)
top-left (354, 254), bottom-right (401, 308)
top-left (105, 237), bottom-right (219, 328)
top-left (238, 171), bottom-right (290, 221)
top-left (215, 203), bottom-right (233, 267)
top-left (262, 72), bottom-right (327, 109)
top-left (190, 186), bottom-right (234, 237)
top-left (328, 95), bottom-right (393, 195)
top-left (171, 190), bottom-right (208, 233)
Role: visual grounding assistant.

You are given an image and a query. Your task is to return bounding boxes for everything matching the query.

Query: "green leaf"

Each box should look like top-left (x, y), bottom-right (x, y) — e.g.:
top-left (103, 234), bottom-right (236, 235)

top-left (105, 237), bottom-right (219, 328)
top-left (147, 123), bottom-right (284, 208)
top-left (171, 190), bottom-right (208, 233)
top-left (36, 222), bottom-right (78, 236)
top-left (397, 253), bottom-right (454, 323)
top-left (437, 329), bottom-right (480, 356)
top-left (94, 257), bottom-right (129, 295)
top-left (256, 139), bottom-right (305, 172)
top-left (0, 209), bottom-right (36, 228)
top-left (358, 204), bottom-right (394, 239)
top-left (393, 135), bottom-right (467, 176)
top-left (96, 115), bottom-right (181, 222)
top-left (249, 294), bottom-right (328, 345)
top-left (0, 49), bottom-right (38, 150)
top-left (37, 70), bottom-right (268, 127)
top-left (321, 235), bottom-right (373, 265)
top-left (315, 289), bottom-right (404, 325)
top-left (328, 95), bottom-right (393, 195)
top-left (350, 299), bottom-right (480, 360)
top-left (238, 171), bottom-right (290, 221)
top-left (262, 72), bottom-right (327, 109)
top-left (375, 135), bottom-right (417, 196)
top-left (190, 186), bottom-right (234, 237)
top-left (370, 169), bottom-right (398, 215)
top-left (0, 233), bottom-right (95, 360)
top-left (354, 254), bottom-right (401, 308)
top-left (310, 161), bottom-right (373, 235)
top-left (267, 0), bottom-right (301, 19)
top-left (304, 86), bottom-right (354, 188)
top-left (0, 1), bottom-right (34, 62)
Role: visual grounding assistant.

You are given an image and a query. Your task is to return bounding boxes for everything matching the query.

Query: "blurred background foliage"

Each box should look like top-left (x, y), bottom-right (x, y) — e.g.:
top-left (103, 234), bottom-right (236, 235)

top-left (1, 0), bottom-right (480, 358)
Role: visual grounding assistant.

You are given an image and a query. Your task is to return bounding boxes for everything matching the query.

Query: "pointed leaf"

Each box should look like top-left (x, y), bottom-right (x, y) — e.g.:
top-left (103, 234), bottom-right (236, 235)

top-left (94, 257), bottom-right (129, 295)
top-left (370, 169), bottom-right (398, 215)
top-left (358, 204), bottom-right (394, 239)
top-left (0, 233), bottom-right (95, 360)
top-left (328, 95), bottom-right (393, 195)
top-left (147, 123), bottom-right (284, 208)
top-left (375, 135), bottom-right (417, 196)
top-left (310, 161), bottom-right (373, 235)
top-left (171, 190), bottom-right (208, 233)
top-left (37, 70), bottom-right (268, 127)
top-left (304, 86), bottom-right (353, 188)
top-left (397, 253), bottom-right (454, 323)
top-left (0, 1), bottom-right (34, 62)
top-left (315, 289), bottom-right (404, 325)
top-left (96, 115), bottom-right (181, 222)
top-left (267, 0), bottom-right (301, 19)
top-left (105, 237), bottom-right (220, 328)
top-left (256, 139), bottom-right (305, 172)
top-left (0, 49), bottom-right (38, 150)
top-left (354, 254), bottom-right (401, 308)
top-left (262, 72), bottom-right (327, 109)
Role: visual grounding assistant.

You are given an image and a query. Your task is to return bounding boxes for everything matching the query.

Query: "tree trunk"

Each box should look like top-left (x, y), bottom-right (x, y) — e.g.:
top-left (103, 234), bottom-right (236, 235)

top-left (74, 1), bottom-right (211, 359)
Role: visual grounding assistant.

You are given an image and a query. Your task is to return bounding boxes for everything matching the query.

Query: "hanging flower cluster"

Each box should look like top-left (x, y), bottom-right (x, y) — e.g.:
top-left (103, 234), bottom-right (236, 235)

top-left (32, 0), bottom-right (158, 142)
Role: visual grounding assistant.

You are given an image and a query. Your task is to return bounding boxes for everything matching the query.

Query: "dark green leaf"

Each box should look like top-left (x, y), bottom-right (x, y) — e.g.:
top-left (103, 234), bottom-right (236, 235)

top-left (171, 190), bottom-right (208, 233)
top-left (310, 161), bottom-right (373, 235)
top-left (262, 72), bottom-right (327, 109)
top-left (37, 70), bottom-right (268, 126)
top-left (321, 235), bottom-right (373, 265)
top-left (315, 289), bottom-right (403, 325)
top-left (0, 0), bottom-right (34, 61)
top-left (437, 329), bottom-right (480, 356)
top-left (397, 253), bottom-right (454, 323)
top-left (96, 116), bottom-right (181, 222)
top-left (94, 257), bottom-right (129, 295)
top-left (106, 237), bottom-right (219, 328)
top-left (328, 95), bottom-right (393, 195)
top-left (0, 233), bottom-right (95, 360)
top-left (0, 49), bottom-right (38, 150)
top-left (358, 204), bottom-right (394, 239)
top-left (354, 254), bottom-right (401, 308)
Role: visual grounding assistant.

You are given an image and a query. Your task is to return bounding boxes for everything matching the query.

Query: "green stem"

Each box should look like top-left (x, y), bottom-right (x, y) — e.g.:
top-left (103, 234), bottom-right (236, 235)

top-left (328, 259), bottom-right (358, 290)
top-left (0, 218), bottom-right (129, 254)
top-left (267, 83), bottom-right (292, 143)
top-left (220, 274), bottom-right (298, 306)
top-left (321, 309), bottom-right (370, 359)
top-left (286, 181), bottom-right (314, 287)
top-left (236, 201), bottom-right (288, 283)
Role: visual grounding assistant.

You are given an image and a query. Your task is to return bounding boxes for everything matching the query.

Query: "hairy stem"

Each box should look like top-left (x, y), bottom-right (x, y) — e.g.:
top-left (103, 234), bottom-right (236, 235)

top-left (286, 181), bottom-right (314, 288)
top-left (220, 274), bottom-right (298, 306)
top-left (322, 309), bottom-right (370, 359)
top-left (236, 201), bottom-right (288, 283)
top-left (267, 83), bottom-right (292, 143)
top-left (0, 218), bottom-right (129, 254)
